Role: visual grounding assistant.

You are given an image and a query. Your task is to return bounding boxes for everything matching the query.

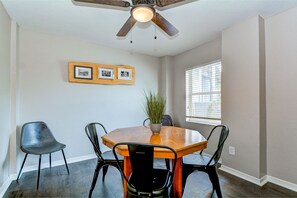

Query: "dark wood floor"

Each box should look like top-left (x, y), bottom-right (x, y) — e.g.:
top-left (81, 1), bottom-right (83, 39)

top-left (4, 158), bottom-right (297, 197)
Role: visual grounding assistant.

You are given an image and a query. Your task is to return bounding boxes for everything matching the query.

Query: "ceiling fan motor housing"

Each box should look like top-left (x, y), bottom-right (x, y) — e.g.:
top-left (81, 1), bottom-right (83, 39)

top-left (131, 4), bottom-right (155, 23)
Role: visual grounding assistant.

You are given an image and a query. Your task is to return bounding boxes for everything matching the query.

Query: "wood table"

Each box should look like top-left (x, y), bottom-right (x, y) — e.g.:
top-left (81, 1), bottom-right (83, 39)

top-left (102, 126), bottom-right (207, 198)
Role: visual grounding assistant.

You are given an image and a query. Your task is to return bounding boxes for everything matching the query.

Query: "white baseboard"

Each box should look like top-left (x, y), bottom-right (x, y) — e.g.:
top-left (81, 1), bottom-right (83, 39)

top-left (260, 175), bottom-right (269, 186)
top-left (220, 165), bottom-right (297, 193)
top-left (219, 165), bottom-right (268, 186)
top-left (268, 175), bottom-right (297, 192)
top-left (0, 153), bottom-right (96, 197)
top-left (9, 173), bottom-right (17, 181)
top-left (66, 153), bottom-right (96, 164)
top-left (0, 176), bottom-right (13, 198)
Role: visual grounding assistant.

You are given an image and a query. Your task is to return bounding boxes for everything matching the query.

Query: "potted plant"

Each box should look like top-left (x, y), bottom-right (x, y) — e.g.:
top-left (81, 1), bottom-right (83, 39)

top-left (144, 92), bottom-right (166, 134)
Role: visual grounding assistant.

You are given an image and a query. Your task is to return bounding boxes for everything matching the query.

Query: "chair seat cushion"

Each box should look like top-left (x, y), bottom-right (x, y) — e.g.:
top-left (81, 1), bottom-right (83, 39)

top-left (101, 150), bottom-right (123, 161)
top-left (127, 168), bottom-right (171, 196)
top-left (183, 153), bottom-right (215, 167)
top-left (21, 142), bottom-right (66, 155)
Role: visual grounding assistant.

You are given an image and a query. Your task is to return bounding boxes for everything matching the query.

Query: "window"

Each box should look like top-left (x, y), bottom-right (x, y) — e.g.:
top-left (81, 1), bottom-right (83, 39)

top-left (185, 61), bottom-right (222, 125)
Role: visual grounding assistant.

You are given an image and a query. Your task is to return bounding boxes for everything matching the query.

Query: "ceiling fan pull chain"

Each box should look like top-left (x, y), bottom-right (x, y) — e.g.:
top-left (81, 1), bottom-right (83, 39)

top-left (130, 29), bottom-right (133, 44)
top-left (154, 12), bottom-right (157, 40)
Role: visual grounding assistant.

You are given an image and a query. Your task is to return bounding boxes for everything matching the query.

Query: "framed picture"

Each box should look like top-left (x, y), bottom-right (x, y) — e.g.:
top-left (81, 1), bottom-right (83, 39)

top-left (118, 68), bottom-right (132, 80)
top-left (74, 65), bottom-right (93, 80)
top-left (98, 67), bottom-right (114, 79)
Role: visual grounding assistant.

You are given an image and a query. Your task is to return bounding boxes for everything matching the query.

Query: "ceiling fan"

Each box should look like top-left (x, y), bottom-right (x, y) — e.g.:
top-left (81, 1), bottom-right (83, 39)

top-left (73, 0), bottom-right (188, 37)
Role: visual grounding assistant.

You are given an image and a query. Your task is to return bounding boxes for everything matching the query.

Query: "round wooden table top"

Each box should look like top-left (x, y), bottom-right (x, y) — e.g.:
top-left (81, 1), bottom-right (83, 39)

top-left (102, 126), bottom-right (207, 158)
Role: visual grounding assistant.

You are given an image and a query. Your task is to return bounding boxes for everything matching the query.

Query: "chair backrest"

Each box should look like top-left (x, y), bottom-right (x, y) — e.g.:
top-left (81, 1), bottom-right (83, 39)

top-left (161, 114), bottom-right (174, 126)
top-left (85, 122), bottom-right (108, 160)
top-left (200, 125), bottom-right (229, 166)
top-left (113, 142), bottom-right (177, 193)
top-left (21, 121), bottom-right (57, 149)
top-left (143, 114), bottom-right (174, 127)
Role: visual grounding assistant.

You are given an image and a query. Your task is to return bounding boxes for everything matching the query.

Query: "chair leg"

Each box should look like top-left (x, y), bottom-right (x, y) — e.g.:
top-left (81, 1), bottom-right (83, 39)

top-left (37, 155), bottom-right (42, 190)
top-left (89, 162), bottom-right (103, 198)
top-left (165, 159), bottom-right (170, 170)
top-left (49, 153), bottom-right (52, 168)
top-left (61, 149), bottom-right (69, 174)
top-left (16, 153), bottom-right (28, 182)
top-left (116, 162), bottom-right (124, 187)
top-left (207, 167), bottom-right (222, 198)
top-left (102, 165), bottom-right (109, 182)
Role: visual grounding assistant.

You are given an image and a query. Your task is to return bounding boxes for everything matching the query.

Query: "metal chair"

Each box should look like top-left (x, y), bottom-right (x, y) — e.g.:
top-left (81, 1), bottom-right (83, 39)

top-left (161, 114), bottom-right (174, 126)
top-left (16, 121), bottom-right (69, 190)
top-left (113, 142), bottom-right (177, 197)
top-left (182, 125), bottom-right (229, 198)
top-left (85, 122), bottom-right (123, 198)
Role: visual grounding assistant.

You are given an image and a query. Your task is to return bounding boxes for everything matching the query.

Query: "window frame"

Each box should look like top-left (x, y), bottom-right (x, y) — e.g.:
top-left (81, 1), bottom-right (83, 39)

top-left (185, 60), bottom-right (222, 125)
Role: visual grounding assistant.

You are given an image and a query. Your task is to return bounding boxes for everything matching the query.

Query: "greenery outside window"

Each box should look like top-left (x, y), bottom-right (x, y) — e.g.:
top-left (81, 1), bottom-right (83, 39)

top-left (185, 61), bottom-right (222, 125)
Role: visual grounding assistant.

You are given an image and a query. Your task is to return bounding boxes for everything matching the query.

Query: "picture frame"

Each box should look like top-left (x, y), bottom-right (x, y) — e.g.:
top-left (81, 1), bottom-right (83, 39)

top-left (74, 65), bottom-right (93, 80)
top-left (98, 67), bottom-right (114, 79)
top-left (118, 68), bottom-right (132, 80)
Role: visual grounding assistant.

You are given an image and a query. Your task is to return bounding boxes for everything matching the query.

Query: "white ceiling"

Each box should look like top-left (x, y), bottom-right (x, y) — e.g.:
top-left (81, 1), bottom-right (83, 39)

top-left (2, 0), bottom-right (297, 57)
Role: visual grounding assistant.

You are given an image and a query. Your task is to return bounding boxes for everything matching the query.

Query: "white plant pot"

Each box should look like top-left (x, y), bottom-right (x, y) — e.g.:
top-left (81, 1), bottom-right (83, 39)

top-left (150, 123), bottom-right (161, 134)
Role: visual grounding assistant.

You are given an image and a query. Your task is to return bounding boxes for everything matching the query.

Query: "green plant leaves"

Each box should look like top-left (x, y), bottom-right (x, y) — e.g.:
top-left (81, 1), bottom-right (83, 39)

top-left (144, 92), bottom-right (166, 124)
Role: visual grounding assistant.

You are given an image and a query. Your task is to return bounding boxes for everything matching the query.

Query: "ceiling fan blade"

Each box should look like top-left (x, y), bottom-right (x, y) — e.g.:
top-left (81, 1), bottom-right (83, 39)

top-left (152, 13), bottom-right (179, 36)
top-left (155, 0), bottom-right (185, 7)
top-left (73, 0), bottom-right (130, 7)
top-left (117, 16), bottom-right (137, 37)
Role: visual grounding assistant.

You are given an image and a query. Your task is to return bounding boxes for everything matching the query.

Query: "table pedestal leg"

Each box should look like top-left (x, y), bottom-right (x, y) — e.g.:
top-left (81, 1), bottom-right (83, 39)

top-left (173, 158), bottom-right (183, 198)
top-left (123, 156), bottom-right (132, 198)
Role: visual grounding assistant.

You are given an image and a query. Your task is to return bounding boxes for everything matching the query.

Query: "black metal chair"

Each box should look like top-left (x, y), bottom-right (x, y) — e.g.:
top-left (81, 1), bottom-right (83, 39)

top-left (113, 142), bottom-right (177, 198)
top-left (161, 114), bottom-right (174, 126)
top-left (85, 122), bottom-right (123, 198)
top-left (16, 121), bottom-right (69, 190)
top-left (143, 114), bottom-right (174, 170)
top-left (182, 125), bottom-right (229, 198)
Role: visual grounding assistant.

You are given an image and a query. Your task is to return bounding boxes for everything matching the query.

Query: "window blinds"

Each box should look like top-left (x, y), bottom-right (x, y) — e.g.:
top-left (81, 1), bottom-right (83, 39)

top-left (186, 62), bottom-right (222, 121)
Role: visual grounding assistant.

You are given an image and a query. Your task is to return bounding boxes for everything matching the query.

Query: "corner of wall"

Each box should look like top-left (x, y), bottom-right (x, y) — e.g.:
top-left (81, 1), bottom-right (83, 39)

top-left (258, 15), bottom-right (267, 178)
top-left (159, 56), bottom-right (174, 116)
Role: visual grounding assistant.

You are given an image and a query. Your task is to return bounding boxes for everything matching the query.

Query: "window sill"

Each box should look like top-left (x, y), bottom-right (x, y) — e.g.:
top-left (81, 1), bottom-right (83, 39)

top-left (186, 118), bottom-right (221, 126)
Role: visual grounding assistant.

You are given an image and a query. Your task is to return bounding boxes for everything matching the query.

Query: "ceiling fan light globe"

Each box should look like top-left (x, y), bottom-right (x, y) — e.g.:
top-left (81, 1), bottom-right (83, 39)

top-left (132, 6), bottom-right (154, 23)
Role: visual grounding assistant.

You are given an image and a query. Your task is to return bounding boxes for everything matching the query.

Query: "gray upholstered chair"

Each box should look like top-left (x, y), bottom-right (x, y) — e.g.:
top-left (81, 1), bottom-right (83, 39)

top-left (16, 121), bottom-right (69, 190)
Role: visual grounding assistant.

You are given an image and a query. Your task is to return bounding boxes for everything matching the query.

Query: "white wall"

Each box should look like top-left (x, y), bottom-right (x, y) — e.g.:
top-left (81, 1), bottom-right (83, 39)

top-left (266, 7), bottom-right (297, 184)
top-left (171, 38), bottom-right (222, 152)
top-left (171, 16), bottom-right (267, 180)
top-left (0, 1), bottom-right (11, 188)
top-left (18, 28), bottom-right (160, 166)
top-left (171, 16), bottom-right (267, 179)
top-left (172, 38), bottom-right (221, 127)
top-left (222, 16), bottom-right (264, 178)
top-left (170, 10), bottom-right (297, 189)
